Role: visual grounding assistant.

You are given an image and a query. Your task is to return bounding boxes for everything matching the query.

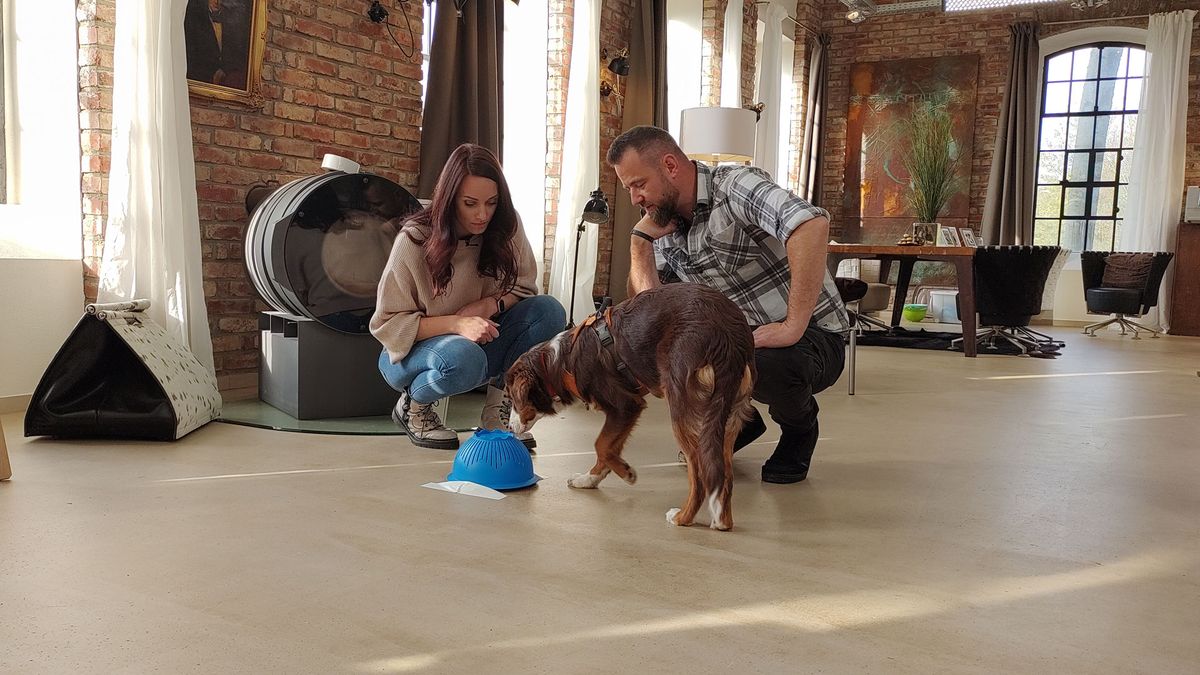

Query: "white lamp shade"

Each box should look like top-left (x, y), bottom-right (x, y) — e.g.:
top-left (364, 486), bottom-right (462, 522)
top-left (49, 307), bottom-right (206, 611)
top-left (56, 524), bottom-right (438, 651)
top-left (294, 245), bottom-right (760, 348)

top-left (679, 107), bottom-right (757, 163)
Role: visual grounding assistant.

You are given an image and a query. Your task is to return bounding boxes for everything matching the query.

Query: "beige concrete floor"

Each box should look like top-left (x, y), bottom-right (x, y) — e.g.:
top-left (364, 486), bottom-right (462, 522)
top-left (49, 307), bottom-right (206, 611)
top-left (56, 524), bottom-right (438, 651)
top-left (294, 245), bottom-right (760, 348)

top-left (3, 329), bottom-right (1199, 674)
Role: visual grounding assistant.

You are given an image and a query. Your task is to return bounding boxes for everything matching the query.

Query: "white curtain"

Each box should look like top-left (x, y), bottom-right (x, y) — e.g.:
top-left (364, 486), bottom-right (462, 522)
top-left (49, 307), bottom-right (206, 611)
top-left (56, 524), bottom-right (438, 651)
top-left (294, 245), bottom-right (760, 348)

top-left (99, 0), bottom-right (214, 373)
top-left (720, 0), bottom-right (744, 107)
top-left (503, 0), bottom-right (549, 284)
top-left (754, 3), bottom-right (786, 179)
top-left (1119, 9), bottom-right (1195, 332)
top-left (548, 0), bottom-right (601, 324)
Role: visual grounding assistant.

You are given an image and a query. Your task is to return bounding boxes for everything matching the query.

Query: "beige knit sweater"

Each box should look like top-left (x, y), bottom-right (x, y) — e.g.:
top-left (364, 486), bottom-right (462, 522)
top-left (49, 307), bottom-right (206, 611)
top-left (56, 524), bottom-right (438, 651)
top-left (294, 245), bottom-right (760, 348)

top-left (371, 221), bottom-right (539, 363)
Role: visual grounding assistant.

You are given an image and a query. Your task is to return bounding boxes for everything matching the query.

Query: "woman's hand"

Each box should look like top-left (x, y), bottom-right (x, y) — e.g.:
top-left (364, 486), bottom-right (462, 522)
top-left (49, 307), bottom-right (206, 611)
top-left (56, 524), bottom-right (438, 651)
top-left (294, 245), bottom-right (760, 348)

top-left (455, 297), bottom-right (499, 319)
top-left (456, 316), bottom-right (500, 344)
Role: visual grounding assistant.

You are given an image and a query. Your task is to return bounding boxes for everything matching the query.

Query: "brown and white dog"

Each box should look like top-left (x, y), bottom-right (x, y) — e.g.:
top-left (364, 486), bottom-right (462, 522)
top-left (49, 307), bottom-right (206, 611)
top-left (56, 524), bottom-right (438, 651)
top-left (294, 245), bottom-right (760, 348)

top-left (504, 283), bottom-right (755, 530)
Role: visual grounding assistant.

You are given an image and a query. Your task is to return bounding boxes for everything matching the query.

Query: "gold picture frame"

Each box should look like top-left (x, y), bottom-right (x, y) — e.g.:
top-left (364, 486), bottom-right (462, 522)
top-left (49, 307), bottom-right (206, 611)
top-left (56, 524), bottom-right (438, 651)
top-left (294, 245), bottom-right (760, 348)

top-left (184, 0), bottom-right (269, 108)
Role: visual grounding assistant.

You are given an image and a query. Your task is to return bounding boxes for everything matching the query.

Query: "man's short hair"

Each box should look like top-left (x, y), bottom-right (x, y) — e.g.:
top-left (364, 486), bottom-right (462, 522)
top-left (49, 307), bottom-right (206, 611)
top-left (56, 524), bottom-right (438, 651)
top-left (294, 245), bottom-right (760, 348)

top-left (606, 125), bottom-right (686, 166)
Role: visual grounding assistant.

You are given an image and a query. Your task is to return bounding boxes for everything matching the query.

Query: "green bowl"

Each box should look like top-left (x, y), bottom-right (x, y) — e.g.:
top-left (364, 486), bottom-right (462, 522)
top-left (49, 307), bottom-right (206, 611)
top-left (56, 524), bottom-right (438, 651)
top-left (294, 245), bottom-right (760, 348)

top-left (902, 303), bottom-right (928, 322)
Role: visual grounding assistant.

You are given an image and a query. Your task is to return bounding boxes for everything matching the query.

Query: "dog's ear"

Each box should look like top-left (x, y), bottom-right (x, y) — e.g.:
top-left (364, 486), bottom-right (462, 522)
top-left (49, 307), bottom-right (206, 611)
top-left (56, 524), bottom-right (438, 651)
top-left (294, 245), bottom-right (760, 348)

top-left (505, 360), bottom-right (533, 408)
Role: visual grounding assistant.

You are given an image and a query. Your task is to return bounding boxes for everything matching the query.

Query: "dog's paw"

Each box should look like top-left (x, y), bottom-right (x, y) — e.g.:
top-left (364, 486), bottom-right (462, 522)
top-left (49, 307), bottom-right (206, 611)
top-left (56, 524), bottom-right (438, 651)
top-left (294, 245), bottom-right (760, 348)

top-left (622, 467), bottom-right (638, 485)
top-left (568, 472), bottom-right (602, 489)
top-left (709, 519), bottom-right (732, 531)
top-left (665, 508), bottom-right (682, 526)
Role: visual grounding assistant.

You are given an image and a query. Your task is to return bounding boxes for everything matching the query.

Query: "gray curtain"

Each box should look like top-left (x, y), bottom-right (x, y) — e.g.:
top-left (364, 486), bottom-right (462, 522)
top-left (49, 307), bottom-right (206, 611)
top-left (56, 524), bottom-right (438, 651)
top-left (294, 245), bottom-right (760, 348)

top-left (608, 0), bottom-right (667, 302)
top-left (417, 0), bottom-right (504, 198)
top-left (982, 22), bottom-right (1040, 246)
top-left (798, 32), bottom-right (830, 205)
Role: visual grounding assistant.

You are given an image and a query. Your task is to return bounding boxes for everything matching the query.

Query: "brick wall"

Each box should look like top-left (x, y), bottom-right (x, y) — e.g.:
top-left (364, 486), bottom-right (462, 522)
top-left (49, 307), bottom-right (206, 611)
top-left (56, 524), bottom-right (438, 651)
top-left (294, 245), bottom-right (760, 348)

top-left (78, 0), bottom-right (425, 390)
top-left (819, 0), bottom-right (1200, 242)
top-left (78, 0), bottom-right (115, 303)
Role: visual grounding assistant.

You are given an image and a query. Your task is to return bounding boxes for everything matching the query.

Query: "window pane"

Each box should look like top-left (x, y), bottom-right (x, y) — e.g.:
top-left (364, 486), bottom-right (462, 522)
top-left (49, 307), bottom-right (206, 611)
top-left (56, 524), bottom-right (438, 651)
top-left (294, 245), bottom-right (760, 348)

top-left (1097, 79), bottom-right (1124, 112)
top-left (1038, 151), bottom-right (1065, 184)
top-left (1125, 78), bottom-right (1143, 109)
top-left (1036, 185), bottom-right (1062, 218)
top-left (1119, 150), bottom-right (1133, 183)
top-left (1066, 152), bottom-right (1090, 182)
top-left (1041, 117), bottom-right (1067, 150)
top-left (1063, 187), bottom-right (1087, 217)
top-left (1116, 186), bottom-right (1129, 218)
top-left (1034, 220), bottom-right (1060, 246)
top-left (1094, 151), bottom-right (1118, 181)
top-left (1093, 114), bottom-right (1122, 148)
top-left (1072, 47), bottom-right (1100, 79)
top-left (1123, 114), bottom-right (1138, 148)
top-left (1127, 49), bottom-right (1146, 77)
top-left (1047, 53), bottom-right (1073, 82)
top-left (1067, 117), bottom-right (1094, 149)
top-left (1092, 187), bottom-right (1115, 217)
top-left (1061, 220), bottom-right (1087, 252)
top-left (1070, 81), bottom-right (1097, 113)
top-left (1088, 220), bottom-right (1115, 250)
top-left (1044, 82), bottom-right (1070, 114)
top-left (1100, 47), bottom-right (1128, 78)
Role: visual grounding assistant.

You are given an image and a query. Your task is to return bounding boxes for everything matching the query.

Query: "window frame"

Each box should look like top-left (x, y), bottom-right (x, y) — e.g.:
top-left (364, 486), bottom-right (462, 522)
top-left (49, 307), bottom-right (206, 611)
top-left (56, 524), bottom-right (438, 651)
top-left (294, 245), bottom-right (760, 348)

top-left (1034, 26), bottom-right (1145, 261)
top-left (1033, 41), bottom-right (1144, 253)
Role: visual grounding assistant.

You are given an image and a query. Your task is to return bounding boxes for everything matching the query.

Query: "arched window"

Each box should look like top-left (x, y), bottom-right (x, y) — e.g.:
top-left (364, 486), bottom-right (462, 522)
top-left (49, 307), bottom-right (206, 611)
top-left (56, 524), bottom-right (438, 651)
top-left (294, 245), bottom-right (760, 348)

top-left (1033, 42), bottom-right (1146, 252)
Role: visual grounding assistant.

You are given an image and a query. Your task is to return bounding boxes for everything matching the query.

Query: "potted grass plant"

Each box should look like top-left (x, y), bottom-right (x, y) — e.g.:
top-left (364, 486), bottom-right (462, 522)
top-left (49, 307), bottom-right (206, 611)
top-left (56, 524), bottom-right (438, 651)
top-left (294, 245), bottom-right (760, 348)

top-left (903, 101), bottom-right (963, 242)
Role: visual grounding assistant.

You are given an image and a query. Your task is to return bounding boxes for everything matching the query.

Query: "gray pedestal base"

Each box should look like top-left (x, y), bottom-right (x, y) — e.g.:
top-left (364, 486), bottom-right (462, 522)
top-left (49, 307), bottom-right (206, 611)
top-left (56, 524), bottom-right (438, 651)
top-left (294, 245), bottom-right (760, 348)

top-left (258, 312), bottom-right (398, 420)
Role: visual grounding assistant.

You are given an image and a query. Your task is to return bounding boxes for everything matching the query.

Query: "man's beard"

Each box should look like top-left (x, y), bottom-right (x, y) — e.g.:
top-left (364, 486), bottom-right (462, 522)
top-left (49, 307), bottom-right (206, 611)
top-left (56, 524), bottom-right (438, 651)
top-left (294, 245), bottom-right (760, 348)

top-left (648, 185), bottom-right (682, 229)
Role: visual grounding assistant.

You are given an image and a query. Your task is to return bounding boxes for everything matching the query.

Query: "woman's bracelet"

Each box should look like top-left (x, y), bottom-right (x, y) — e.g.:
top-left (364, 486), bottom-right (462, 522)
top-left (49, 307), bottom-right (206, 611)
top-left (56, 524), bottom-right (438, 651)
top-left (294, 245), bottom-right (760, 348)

top-left (631, 229), bottom-right (655, 243)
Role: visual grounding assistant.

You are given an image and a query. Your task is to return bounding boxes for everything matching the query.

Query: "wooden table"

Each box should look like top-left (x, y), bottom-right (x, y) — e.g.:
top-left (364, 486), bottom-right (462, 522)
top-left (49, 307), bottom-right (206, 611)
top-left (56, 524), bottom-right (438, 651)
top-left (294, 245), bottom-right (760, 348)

top-left (1, 416), bottom-right (10, 480)
top-left (827, 244), bottom-right (979, 357)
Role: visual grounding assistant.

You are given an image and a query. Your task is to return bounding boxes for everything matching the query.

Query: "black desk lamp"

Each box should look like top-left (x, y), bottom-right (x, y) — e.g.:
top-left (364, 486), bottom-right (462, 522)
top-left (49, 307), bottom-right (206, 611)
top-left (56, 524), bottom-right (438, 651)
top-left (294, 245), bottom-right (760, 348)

top-left (567, 188), bottom-right (610, 327)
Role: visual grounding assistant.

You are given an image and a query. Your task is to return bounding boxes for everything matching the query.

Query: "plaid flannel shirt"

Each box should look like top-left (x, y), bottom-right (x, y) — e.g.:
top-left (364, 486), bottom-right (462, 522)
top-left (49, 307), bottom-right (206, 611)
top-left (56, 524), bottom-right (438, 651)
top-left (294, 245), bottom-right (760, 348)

top-left (654, 162), bottom-right (851, 334)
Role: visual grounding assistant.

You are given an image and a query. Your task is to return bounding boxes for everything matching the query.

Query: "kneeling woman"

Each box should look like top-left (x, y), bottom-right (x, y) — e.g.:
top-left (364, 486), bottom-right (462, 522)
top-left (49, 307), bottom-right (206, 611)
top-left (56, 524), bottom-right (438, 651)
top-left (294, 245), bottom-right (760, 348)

top-left (371, 144), bottom-right (565, 449)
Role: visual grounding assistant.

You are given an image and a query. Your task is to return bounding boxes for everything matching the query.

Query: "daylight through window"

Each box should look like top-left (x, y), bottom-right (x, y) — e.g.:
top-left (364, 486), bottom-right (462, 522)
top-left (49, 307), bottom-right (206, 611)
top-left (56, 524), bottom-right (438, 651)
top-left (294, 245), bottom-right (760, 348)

top-left (1033, 43), bottom-right (1144, 252)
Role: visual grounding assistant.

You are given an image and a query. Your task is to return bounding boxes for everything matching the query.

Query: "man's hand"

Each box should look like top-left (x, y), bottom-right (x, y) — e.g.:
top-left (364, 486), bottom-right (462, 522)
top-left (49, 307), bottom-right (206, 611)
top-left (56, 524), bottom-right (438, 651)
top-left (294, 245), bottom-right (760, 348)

top-left (455, 297), bottom-right (499, 319)
top-left (753, 321), bottom-right (805, 349)
top-left (628, 214), bottom-right (674, 297)
top-left (455, 316), bottom-right (500, 344)
top-left (632, 213), bottom-right (677, 240)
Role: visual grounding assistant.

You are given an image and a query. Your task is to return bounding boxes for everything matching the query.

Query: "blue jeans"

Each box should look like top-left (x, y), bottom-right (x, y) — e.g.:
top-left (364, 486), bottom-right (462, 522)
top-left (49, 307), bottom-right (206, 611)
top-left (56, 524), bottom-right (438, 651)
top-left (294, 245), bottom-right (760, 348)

top-left (378, 295), bottom-right (566, 404)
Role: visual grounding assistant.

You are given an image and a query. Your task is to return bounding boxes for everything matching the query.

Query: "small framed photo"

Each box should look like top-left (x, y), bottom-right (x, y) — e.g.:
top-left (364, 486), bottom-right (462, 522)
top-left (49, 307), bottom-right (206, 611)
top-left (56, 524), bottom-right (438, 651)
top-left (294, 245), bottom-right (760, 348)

top-left (935, 224), bottom-right (962, 247)
top-left (958, 228), bottom-right (980, 247)
top-left (912, 223), bottom-right (936, 245)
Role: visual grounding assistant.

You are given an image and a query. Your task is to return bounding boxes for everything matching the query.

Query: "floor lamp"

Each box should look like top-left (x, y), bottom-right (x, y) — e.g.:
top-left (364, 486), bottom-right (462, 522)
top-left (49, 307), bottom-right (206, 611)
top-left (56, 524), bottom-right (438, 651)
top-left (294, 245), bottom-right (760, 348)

top-left (567, 188), bottom-right (610, 327)
top-left (679, 106), bottom-right (758, 165)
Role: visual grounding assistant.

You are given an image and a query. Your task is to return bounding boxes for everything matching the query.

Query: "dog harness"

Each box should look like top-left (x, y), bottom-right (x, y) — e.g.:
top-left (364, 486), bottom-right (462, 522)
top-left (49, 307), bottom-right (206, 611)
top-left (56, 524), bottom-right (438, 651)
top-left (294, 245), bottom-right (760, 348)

top-left (558, 305), bottom-right (647, 398)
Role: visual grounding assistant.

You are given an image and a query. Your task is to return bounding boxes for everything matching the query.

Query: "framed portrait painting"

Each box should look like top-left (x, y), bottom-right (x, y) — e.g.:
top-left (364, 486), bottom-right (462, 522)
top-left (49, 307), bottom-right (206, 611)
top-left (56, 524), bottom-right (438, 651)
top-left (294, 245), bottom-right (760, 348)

top-left (184, 0), bottom-right (268, 107)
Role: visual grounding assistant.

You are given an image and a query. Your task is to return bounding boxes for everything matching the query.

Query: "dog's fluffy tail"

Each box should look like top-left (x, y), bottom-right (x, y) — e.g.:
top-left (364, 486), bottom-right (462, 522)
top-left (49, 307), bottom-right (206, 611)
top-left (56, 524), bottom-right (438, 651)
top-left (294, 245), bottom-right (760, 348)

top-left (673, 361), bottom-right (754, 530)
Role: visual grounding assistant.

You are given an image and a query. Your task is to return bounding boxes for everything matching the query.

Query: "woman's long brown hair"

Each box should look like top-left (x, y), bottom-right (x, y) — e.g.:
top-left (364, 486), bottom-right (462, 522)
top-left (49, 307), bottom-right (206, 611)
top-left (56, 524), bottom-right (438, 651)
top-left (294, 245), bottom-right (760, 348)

top-left (409, 144), bottom-right (520, 296)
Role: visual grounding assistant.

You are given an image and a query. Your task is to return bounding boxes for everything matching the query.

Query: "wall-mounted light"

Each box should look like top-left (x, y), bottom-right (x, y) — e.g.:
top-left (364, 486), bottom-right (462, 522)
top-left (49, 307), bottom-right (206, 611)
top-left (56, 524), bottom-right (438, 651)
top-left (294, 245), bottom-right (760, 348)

top-left (606, 48), bottom-right (630, 77)
top-left (600, 47), bottom-right (630, 97)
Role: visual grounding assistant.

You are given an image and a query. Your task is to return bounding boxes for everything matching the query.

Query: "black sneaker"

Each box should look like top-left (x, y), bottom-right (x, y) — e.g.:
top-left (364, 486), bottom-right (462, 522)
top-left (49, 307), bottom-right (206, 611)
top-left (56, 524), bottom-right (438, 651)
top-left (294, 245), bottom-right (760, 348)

top-left (761, 421), bottom-right (818, 484)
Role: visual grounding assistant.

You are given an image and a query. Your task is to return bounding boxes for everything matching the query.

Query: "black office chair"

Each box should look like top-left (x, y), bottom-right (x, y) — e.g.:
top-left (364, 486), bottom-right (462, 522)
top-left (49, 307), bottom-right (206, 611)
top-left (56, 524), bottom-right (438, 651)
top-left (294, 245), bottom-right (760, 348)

top-left (951, 245), bottom-right (1062, 355)
top-left (1081, 251), bottom-right (1174, 339)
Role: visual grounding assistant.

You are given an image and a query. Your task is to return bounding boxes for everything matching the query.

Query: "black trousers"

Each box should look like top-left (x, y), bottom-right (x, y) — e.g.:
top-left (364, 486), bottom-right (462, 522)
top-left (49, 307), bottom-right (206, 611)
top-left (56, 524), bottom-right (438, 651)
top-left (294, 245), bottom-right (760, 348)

top-left (751, 323), bottom-right (845, 463)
